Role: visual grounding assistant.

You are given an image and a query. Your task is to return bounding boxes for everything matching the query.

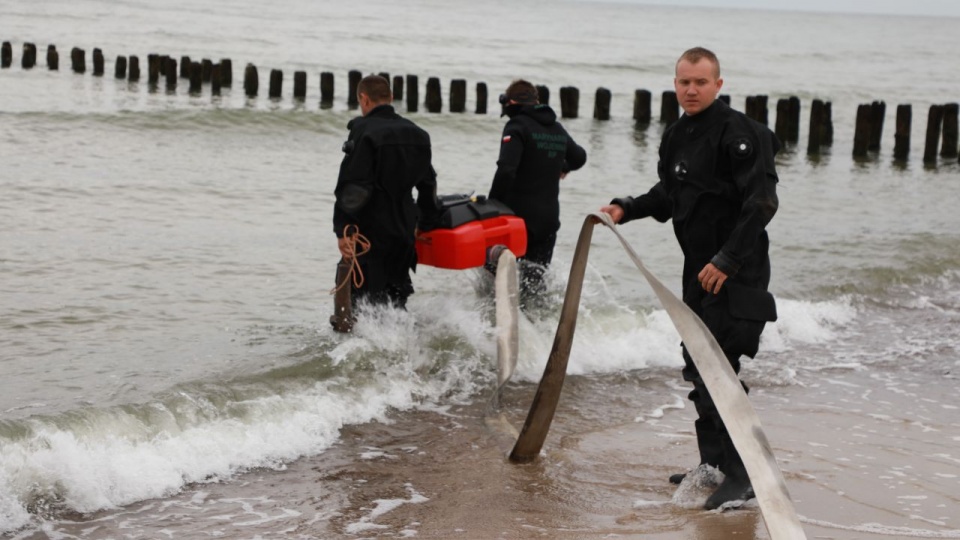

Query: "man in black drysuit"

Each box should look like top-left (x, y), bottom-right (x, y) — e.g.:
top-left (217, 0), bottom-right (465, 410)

top-left (488, 79), bottom-right (587, 305)
top-left (333, 75), bottom-right (440, 309)
top-left (600, 47), bottom-right (780, 510)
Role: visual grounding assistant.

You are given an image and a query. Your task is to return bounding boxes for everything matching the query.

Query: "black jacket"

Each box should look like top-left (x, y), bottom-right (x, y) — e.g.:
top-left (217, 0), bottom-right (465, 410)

top-left (334, 104), bottom-right (439, 269)
top-left (613, 100), bottom-right (780, 316)
top-left (488, 104), bottom-right (587, 242)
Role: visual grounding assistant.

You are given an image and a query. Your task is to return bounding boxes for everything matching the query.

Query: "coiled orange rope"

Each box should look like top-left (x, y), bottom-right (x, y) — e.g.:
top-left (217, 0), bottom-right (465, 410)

top-left (331, 224), bottom-right (371, 294)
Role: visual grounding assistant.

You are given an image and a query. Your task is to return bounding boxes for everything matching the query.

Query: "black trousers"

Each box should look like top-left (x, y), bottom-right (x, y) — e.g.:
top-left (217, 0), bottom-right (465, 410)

top-left (340, 252), bottom-right (414, 310)
top-left (518, 232), bottom-right (556, 304)
top-left (681, 287), bottom-right (767, 481)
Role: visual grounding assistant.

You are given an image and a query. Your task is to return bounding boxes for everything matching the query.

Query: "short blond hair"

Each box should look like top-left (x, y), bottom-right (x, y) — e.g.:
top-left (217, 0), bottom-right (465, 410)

top-left (677, 47), bottom-right (720, 78)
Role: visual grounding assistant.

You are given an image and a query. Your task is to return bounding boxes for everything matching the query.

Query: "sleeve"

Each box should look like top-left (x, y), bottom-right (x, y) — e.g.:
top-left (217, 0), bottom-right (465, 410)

top-left (334, 133), bottom-right (377, 223)
top-left (611, 144), bottom-right (673, 224)
top-left (487, 124), bottom-right (524, 203)
top-left (562, 131), bottom-right (587, 173)
top-left (711, 126), bottom-right (780, 276)
top-left (416, 163), bottom-right (441, 230)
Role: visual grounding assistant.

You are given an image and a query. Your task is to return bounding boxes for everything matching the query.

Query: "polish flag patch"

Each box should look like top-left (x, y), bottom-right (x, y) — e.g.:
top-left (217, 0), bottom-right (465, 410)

top-left (502, 135), bottom-right (512, 143)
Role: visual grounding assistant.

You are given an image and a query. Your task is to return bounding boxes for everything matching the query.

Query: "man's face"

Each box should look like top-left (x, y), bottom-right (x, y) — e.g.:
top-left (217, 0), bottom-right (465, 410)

top-left (674, 59), bottom-right (723, 116)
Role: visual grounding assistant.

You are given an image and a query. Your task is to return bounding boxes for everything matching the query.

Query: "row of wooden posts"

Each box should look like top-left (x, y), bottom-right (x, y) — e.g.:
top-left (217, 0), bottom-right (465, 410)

top-left (4, 41), bottom-right (959, 165)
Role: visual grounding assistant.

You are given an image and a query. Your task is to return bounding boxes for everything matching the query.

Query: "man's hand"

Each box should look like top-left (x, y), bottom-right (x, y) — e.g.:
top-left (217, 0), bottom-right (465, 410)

top-left (596, 204), bottom-right (624, 224)
top-left (338, 236), bottom-right (353, 259)
top-left (698, 262), bottom-right (728, 294)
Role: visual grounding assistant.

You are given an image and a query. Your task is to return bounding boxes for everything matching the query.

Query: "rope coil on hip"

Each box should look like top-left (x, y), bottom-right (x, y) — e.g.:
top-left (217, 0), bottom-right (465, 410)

top-left (331, 224), bottom-right (371, 294)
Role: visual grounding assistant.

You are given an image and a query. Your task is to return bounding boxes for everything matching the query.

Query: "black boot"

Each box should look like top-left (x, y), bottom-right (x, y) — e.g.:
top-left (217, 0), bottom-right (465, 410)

top-left (704, 434), bottom-right (754, 510)
top-left (670, 415), bottom-right (726, 484)
top-left (703, 475), bottom-right (754, 510)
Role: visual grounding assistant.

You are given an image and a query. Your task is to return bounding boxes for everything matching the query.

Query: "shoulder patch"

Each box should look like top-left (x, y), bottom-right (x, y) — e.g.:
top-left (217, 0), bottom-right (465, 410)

top-left (733, 138), bottom-right (753, 158)
top-left (502, 135), bottom-right (512, 143)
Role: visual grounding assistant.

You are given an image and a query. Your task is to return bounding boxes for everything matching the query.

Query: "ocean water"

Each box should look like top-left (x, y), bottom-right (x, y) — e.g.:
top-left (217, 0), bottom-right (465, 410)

top-left (2, 0), bottom-right (959, 537)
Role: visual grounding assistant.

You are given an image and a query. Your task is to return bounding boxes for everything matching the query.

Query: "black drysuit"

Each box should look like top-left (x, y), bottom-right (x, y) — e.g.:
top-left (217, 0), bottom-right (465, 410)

top-left (333, 104), bottom-right (440, 308)
top-left (612, 99), bottom-right (780, 482)
top-left (488, 104), bottom-right (587, 297)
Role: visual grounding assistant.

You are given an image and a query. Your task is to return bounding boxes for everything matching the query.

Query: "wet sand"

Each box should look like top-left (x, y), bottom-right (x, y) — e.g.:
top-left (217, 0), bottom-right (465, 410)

top-left (18, 364), bottom-right (960, 539)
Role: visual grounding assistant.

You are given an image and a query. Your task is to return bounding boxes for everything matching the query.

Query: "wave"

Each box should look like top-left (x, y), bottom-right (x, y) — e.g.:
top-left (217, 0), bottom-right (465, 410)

top-left (0, 278), bottom-right (859, 534)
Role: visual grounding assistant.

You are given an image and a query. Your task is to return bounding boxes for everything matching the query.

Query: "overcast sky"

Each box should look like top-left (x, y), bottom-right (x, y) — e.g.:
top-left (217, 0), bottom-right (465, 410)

top-left (603, 0), bottom-right (960, 17)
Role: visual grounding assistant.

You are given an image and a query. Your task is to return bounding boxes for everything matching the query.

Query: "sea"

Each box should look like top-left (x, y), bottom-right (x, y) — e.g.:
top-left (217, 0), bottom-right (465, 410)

top-left (2, 0), bottom-right (959, 538)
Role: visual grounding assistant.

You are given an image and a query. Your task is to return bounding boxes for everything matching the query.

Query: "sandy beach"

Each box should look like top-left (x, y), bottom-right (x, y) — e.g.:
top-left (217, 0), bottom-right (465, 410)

top-left (20, 362), bottom-right (958, 539)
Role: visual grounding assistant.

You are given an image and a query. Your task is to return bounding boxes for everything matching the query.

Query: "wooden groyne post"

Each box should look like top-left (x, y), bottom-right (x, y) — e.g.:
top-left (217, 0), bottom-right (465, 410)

top-left (92, 48), bottom-right (104, 76)
top-left (128, 55), bottom-right (140, 81)
top-left (775, 97), bottom-right (800, 144)
top-left (476, 82), bottom-right (487, 114)
top-left (114, 55), bottom-right (126, 78)
top-left (189, 61), bottom-right (202, 94)
top-left (660, 90), bottom-right (678, 125)
top-left (406, 74), bottom-right (418, 113)
top-left (347, 69), bottom-right (361, 108)
top-left (745, 95), bottom-right (768, 125)
top-left (211, 64), bottom-right (222, 96)
top-left (1, 42), bottom-right (11, 68)
top-left (559, 86), bottom-right (579, 119)
top-left (923, 104), bottom-right (943, 164)
top-left (940, 103), bottom-right (959, 159)
top-left (594, 87), bottom-right (611, 120)
top-left (164, 57), bottom-right (177, 89)
top-left (868, 101), bottom-right (885, 152)
top-left (450, 79), bottom-right (466, 113)
top-left (425, 77), bottom-right (442, 113)
top-left (22, 43), bottom-right (37, 69)
top-left (294, 71), bottom-right (307, 100)
top-left (807, 98), bottom-right (825, 155)
top-left (71, 47), bottom-right (85, 73)
top-left (320, 72), bottom-right (334, 108)
top-left (853, 104), bottom-right (871, 158)
top-left (244, 63), bottom-right (258, 97)
top-left (536, 85), bottom-right (550, 105)
top-left (47, 45), bottom-right (58, 70)
top-left (392, 75), bottom-right (403, 102)
top-left (893, 104), bottom-right (912, 161)
top-left (633, 89), bottom-right (651, 124)
top-left (269, 69), bottom-right (283, 98)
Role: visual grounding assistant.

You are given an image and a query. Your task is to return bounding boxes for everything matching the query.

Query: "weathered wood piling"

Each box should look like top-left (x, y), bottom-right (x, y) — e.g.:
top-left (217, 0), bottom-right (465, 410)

top-left (21, 43), bottom-right (37, 69)
top-left (853, 104), bottom-right (872, 158)
top-left (392, 75), bottom-right (403, 101)
top-left (923, 105), bottom-right (943, 164)
top-left (347, 69), bottom-right (361, 108)
top-left (425, 77), bottom-right (442, 113)
top-left (1, 42), bottom-right (11, 68)
top-left (807, 99), bottom-right (826, 155)
top-left (211, 64), bottom-right (222, 96)
top-left (114, 55), bottom-right (126, 79)
top-left (244, 63), bottom-right (258, 97)
top-left (294, 71), bottom-right (306, 100)
top-left (536, 85), bottom-right (550, 105)
top-left (476, 82), bottom-right (487, 114)
top-left (559, 86), bottom-right (579, 119)
top-left (660, 90), bottom-right (678, 125)
top-left (633, 89), bottom-right (651, 124)
top-left (893, 104), bottom-right (912, 161)
top-left (189, 61), bottom-right (202, 94)
top-left (594, 87), bottom-right (611, 120)
top-left (71, 47), bottom-right (85, 73)
top-left (450, 79), bottom-right (466, 113)
top-left (269, 69), bottom-right (283, 98)
top-left (868, 101), bottom-right (885, 151)
top-left (320, 72), bottom-right (334, 108)
top-left (940, 103), bottom-right (958, 159)
top-left (47, 45), bottom-right (58, 70)
top-left (92, 48), bottom-right (104, 76)
top-left (745, 95), bottom-right (768, 125)
top-left (165, 57), bottom-right (177, 89)
top-left (406, 74), bottom-right (418, 113)
top-left (128, 55), bottom-right (140, 81)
